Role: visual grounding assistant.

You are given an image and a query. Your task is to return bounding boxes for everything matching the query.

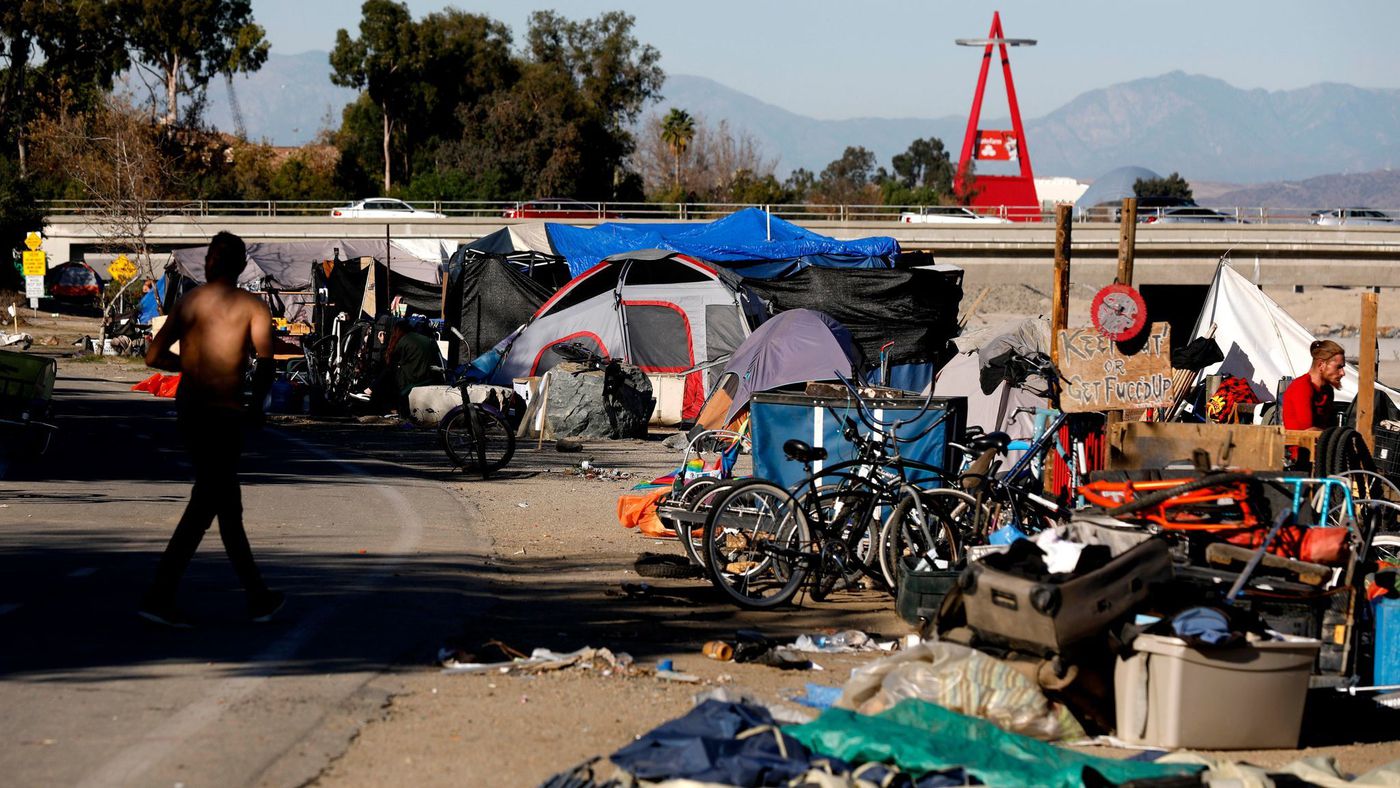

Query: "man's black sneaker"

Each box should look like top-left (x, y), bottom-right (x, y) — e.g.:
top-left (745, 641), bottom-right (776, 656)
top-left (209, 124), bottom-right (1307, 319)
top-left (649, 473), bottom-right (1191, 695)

top-left (137, 604), bottom-right (195, 629)
top-left (249, 591), bottom-right (285, 623)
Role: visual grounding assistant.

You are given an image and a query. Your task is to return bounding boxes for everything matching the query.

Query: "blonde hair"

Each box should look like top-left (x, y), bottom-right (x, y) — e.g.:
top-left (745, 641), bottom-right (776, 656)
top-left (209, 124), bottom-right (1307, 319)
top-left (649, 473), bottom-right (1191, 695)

top-left (1310, 340), bottom-right (1344, 363)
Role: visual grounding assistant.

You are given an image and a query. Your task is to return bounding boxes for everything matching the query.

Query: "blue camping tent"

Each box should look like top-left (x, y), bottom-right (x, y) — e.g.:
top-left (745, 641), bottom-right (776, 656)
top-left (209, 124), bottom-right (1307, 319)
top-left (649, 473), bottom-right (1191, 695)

top-left (545, 208), bottom-right (900, 277)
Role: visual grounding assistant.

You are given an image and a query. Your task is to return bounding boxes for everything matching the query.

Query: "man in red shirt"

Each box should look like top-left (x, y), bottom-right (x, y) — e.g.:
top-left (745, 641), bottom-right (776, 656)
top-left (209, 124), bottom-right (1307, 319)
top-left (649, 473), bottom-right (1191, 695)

top-left (1282, 339), bottom-right (1345, 465)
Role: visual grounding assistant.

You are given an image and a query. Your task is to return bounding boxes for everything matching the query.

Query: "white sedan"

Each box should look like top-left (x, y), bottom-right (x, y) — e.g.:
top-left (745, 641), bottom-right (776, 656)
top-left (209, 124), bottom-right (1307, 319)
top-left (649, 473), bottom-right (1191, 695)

top-left (1310, 208), bottom-right (1396, 227)
top-left (330, 198), bottom-right (446, 219)
top-left (899, 206), bottom-right (1009, 224)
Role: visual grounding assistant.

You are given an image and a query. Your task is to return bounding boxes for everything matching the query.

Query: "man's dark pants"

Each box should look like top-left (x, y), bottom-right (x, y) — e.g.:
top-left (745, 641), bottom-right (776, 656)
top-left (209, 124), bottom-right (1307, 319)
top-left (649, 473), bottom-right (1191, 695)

top-left (146, 405), bottom-right (268, 604)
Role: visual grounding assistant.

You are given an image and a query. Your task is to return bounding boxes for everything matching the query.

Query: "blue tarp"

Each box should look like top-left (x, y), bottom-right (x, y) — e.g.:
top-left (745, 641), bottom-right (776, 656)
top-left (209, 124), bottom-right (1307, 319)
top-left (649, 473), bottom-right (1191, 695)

top-left (545, 208), bottom-right (900, 277)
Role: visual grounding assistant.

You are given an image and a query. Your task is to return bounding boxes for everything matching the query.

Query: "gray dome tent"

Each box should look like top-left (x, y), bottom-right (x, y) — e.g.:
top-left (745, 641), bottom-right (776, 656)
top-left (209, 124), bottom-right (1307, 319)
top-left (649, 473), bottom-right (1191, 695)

top-left (1073, 166), bottom-right (1161, 220)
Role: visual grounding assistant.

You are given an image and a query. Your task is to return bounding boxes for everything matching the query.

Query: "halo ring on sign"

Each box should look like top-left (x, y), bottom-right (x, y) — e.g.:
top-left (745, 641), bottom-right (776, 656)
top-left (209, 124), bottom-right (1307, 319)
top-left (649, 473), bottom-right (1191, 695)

top-left (1090, 284), bottom-right (1147, 342)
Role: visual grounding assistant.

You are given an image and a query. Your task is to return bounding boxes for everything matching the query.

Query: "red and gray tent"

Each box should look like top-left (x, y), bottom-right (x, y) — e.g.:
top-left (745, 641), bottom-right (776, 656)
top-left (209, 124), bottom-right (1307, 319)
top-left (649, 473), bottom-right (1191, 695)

top-left (488, 249), bottom-right (762, 420)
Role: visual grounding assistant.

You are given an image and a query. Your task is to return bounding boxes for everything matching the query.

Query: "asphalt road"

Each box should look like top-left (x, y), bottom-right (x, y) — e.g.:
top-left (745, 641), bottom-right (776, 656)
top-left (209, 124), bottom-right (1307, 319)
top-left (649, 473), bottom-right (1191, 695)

top-left (0, 370), bottom-right (489, 786)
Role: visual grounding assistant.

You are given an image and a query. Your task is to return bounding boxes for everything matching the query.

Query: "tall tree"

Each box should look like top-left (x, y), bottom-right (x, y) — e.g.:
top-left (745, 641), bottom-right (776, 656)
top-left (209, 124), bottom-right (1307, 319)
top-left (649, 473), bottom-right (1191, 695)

top-left (121, 0), bottom-right (268, 127)
top-left (1134, 172), bottom-right (1194, 202)
top-left (890, 137), bottom-right (954, 194)
top-left (0, 1), bottom-right (127, 172)
top-left (445, 10), bottom-right (663, 201)
top-left (659, 108), bottom-right (694, 191)
top-left (411, 10), bottom-right (514, 146)
top-left (525, 10), bottom-right (663, 134)
top-left (816, 146), bottom-right (877, 204)
top-left (330, 0), bottom-right (416, 193)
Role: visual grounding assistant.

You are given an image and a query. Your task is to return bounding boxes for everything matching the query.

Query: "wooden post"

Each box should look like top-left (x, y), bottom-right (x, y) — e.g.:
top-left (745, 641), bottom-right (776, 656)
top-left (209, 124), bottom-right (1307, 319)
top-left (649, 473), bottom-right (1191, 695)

top-left (1050, 203), bottom-right (1073, 368)
top-left (1117, 198), bottom-right (1137, 286)
top-left (1047, 203), bottom-right (1073, 495)
top-left (1358, 292), bottom-right (1379, 451)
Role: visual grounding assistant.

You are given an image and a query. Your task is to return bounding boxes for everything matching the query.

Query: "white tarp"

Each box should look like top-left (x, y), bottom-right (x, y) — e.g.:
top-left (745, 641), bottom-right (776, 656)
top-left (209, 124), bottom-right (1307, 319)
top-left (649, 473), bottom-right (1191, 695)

top-left (169, 239), bottom-right (446, 289)
top-left (507, 223), bottom-right (554, 254)
top-left (1189, 263), bottom-right (1398, 405)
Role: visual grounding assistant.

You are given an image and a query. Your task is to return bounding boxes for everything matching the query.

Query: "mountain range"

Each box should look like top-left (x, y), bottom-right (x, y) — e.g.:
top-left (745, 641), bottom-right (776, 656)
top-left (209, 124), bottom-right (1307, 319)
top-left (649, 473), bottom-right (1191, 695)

top-left (201, 52), bottom-right (1400, 189)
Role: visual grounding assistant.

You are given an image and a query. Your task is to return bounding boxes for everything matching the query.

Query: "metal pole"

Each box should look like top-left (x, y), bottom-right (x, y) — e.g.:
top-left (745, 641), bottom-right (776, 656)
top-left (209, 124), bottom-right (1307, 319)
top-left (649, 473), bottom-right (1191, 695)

top-left (385, 223), bottom-right (391, 315)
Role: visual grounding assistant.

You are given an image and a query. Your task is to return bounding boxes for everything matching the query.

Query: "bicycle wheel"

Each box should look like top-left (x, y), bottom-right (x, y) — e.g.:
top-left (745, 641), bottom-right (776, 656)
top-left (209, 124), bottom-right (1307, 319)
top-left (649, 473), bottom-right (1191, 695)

top-left (880, 488), bottom-right (972, 586)
top-left (675, 477), bottom-right (732, 569)
top-left (802, 485), bottom-right (883, 600)
top-left (1371, 532), bottom-right (1400, 565)
top-left (703, 479), bottom-right (811, 609)
top-left (439, 404), bottom-right (516, 478)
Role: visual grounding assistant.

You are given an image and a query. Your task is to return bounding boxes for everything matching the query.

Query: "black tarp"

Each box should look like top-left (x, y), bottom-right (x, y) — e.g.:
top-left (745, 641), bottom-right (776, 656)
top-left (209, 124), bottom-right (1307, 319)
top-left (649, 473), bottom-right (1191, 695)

top-left (318, 258), bottom-right (444, 326)
top-left (460, 232), bottom-right (573, 289)
top-left (390, 271), bottom-right (443, 318)
top-left (443, 251), bottom-right (554, 365)
top-left (745, 266), bottom-right (962, 367)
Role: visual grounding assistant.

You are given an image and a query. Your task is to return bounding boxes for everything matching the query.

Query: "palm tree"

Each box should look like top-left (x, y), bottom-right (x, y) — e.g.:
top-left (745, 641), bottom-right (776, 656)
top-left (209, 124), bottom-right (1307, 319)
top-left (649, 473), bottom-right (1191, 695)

top-left (660, 108), bottom-right (696, 192)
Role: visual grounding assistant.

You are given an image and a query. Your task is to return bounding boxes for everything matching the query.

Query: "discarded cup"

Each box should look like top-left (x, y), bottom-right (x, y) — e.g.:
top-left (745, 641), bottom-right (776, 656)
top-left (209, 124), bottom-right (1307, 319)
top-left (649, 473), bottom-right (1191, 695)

top-left (657, 658), bottom-right (673, 672)
top-left (703, 641), bottom-right (734, 661)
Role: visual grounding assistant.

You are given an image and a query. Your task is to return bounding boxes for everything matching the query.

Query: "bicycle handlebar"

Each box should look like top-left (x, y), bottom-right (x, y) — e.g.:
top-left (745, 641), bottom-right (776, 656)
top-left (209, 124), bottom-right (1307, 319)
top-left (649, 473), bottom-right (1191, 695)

top-left (832, 370), bottom-right (943, 443)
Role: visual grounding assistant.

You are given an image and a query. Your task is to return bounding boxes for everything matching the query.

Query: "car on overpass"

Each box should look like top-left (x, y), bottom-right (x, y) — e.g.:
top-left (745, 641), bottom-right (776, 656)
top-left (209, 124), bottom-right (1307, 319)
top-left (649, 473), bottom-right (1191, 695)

top-left (330, 198), bottom-right (446, 219)
top-left (1141, 206), bottom-right (1241, 224)
top-left (1310, 207), bottom-right (1396, 226)
top-left (504, 198), bottom-right (617, 220)
top-left (899, 206), bottom-right (1009, 224)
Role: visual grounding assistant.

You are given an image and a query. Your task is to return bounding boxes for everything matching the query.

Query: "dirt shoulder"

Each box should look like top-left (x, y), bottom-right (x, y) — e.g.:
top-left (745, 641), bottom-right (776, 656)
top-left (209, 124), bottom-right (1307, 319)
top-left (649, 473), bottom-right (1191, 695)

top-left (287, 428), bottom-right (906, 786)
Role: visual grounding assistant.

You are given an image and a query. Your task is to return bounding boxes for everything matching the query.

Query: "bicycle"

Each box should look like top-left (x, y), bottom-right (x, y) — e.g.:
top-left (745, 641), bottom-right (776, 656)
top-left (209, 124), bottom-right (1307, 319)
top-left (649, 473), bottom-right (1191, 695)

top-left (881, 352), bottom-right (1083, 584)
top-left (437, 339), bottom-right (531, 478)
top-left (701, 379), bottom-right (962, 608)
top-left (438, 396), bottom-right (515, 478)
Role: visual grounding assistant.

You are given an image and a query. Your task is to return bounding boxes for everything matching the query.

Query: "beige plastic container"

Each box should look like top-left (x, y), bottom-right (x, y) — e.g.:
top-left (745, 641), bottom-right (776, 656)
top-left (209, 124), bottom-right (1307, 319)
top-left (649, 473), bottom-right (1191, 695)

top-left (646, 373), bottom-right (687, 426)
top-left (1114, 633), bottom-right (1320, 750)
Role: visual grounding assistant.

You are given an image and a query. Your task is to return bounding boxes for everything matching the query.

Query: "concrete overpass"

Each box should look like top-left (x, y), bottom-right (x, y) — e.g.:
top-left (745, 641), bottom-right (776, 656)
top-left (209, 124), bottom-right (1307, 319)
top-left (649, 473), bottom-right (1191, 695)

top-left (39, 214), bottom-right (1400, 291)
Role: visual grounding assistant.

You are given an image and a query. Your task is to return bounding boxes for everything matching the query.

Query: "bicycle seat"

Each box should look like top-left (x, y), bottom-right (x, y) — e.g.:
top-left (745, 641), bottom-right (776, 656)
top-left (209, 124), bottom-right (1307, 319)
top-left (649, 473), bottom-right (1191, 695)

top-left (967, 431), bottom-right (1011, 454)
top-left (783, 439), bottom-right (828, 464)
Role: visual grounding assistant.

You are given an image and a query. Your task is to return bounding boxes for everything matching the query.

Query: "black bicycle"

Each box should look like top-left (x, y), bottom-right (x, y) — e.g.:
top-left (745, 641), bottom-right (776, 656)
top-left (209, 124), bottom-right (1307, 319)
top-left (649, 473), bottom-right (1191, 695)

top-left (700, 378), bottom-right (962, 609)
top-left (882, 352), bottom-right (1085, 584)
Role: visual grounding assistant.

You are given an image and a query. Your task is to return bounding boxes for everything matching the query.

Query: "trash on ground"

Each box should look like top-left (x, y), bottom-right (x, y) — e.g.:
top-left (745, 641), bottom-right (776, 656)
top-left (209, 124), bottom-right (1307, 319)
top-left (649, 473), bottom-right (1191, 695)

top-left (782, 682), bottom-right (844, 710)
top-left (789, 629), bottom-right (894, 653)
top-left (441, 645), bottom-right (638, 677)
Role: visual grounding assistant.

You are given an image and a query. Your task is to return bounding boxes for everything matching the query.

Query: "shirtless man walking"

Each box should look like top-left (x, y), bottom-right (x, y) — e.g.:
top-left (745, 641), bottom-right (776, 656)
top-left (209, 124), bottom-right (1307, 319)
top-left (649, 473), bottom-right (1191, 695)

top-left (140, 231), bottom-right (283, 627)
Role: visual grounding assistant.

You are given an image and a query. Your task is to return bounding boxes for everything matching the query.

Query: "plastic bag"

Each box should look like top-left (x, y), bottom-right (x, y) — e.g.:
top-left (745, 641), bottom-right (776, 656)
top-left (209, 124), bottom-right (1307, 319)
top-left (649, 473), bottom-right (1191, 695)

top-left (836, 641), bottom-right (1084, 741)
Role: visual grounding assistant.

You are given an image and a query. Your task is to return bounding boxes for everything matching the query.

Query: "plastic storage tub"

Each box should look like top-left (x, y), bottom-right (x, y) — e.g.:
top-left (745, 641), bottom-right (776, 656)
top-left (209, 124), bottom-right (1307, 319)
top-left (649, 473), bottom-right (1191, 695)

top-left (1374, 597), bottom-right (1400, 685)
top-left (1115, 633), bottom-right (1320, 749)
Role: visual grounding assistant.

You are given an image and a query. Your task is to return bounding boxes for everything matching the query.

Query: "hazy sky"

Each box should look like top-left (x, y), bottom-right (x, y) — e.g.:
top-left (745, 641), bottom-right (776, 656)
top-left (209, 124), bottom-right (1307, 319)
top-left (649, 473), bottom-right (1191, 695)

top-left (251, 0), bottom-right (1397, 119)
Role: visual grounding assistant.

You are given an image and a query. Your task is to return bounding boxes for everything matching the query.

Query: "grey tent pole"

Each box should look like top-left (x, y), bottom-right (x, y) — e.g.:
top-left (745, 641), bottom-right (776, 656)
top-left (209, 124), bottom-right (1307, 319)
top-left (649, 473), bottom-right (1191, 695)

top-left (384, 224), bottom-right (391, 313)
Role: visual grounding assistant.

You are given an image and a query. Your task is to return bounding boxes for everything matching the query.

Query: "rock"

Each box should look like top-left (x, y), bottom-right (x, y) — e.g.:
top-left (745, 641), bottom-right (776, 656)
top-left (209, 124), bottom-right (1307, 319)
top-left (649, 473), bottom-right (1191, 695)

top-left (661, 432), bottom-right (690, 451)
top-left (543, 361), bottom-right (654, 440)
top-left (555, 437), bottom-right (584, 453)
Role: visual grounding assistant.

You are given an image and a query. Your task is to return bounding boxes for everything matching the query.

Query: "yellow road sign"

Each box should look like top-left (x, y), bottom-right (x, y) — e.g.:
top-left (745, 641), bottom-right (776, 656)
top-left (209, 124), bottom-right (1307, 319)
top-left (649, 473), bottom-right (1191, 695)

top-left (109, 254), bottom-right (137, 283)
top-left (22, 250), bottom-right (46, 277)
top-left (23, 232), bottom-right (42, 251)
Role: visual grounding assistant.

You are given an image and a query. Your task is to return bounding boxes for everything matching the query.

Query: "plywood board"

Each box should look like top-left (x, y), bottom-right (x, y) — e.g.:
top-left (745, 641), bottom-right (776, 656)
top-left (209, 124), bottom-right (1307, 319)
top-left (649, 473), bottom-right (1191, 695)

top-left (1106, 421), bottom-right (1288, 471)
top-left (1057, 322), bottom-right (1172, 413)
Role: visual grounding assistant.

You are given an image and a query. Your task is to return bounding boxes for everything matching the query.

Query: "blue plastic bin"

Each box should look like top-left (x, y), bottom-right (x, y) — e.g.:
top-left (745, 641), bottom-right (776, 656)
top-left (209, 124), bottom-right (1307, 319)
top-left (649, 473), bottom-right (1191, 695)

top-left (748, 391), bottom-right (966, 491)
top-left (1374, 597), bottom-right (1400, 685)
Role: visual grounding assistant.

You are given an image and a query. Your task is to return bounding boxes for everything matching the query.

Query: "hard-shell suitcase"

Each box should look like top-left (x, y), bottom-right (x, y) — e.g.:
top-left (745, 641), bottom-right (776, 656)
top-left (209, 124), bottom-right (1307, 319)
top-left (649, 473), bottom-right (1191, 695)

top-left (959, 536), bottom-right (1173, 656)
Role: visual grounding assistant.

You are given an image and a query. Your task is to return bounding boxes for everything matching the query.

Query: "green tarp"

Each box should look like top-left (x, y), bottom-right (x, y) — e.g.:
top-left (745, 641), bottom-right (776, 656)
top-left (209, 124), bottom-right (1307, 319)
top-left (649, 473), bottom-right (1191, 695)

top-left (785, 699), bottom-right (1203, 788)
